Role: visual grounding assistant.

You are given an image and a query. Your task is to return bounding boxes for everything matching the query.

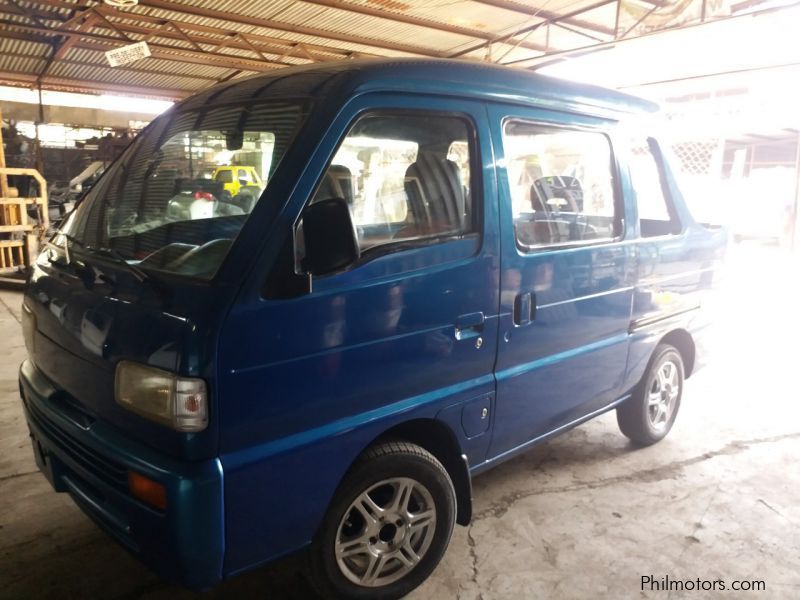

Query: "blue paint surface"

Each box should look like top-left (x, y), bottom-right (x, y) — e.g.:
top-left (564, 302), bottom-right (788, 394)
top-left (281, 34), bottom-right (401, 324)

top-left (18, 59), bottom-right (725, 588)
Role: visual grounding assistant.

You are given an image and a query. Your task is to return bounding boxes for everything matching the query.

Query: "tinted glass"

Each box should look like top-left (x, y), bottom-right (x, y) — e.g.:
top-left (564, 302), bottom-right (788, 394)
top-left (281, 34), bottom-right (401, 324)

top-left (503, 122), bottom-right (618, 249)
top-left (308, 112), bottom-right (474, 253)
top-left (61, 102), bottom-right (308, 279)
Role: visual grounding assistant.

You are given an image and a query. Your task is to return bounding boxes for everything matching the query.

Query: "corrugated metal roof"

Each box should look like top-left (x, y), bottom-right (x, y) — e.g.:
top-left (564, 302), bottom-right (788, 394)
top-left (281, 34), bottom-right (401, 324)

top-left (0, 37), bottom-right (47, 57)
top-left (48, 60), bottom-right (211, 91)
top-left (62, 47), bottom-right (236, 80)
top-left (16, 0), bottom-right (70, 15)
top-left (0, 0), bottom-right (625, 99)
top-left (0, 53), bottom-right (45, 75)
top-left (279, 3), bottom-right (476, 50)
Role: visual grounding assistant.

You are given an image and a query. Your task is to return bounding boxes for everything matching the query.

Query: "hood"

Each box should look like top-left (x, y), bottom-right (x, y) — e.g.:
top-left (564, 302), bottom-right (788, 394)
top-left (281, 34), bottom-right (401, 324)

top-left (23, 253), bottom-right (230, 460)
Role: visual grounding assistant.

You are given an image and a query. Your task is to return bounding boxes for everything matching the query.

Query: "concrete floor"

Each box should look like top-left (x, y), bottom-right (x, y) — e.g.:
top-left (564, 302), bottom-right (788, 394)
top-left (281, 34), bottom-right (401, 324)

top-left (1, 244), bottom-right (799, 599)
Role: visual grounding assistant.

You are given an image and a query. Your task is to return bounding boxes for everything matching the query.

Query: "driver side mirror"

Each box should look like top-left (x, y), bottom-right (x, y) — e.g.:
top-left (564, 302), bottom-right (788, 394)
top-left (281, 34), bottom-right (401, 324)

top-left (301, 198), bottom-right (360, 276)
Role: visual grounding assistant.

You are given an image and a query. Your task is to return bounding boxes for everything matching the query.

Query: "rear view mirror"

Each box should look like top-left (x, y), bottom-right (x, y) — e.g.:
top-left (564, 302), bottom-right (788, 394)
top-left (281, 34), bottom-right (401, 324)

top-left (225, 130), bottom-right (243, 151)
top-left (302, 198), bottom-right (360, 276)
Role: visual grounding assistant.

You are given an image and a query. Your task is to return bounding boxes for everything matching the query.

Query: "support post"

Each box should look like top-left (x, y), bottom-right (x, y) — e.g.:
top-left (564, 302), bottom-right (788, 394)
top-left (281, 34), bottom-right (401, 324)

top-left (35, 83), bottom-right (44, 174)
top-left (0, 107), bottom-right (8, 199)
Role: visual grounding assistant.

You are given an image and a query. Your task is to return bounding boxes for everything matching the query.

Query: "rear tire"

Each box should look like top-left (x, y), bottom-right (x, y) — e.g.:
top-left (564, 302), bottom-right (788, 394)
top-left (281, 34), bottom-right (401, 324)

top-left (617, 344), bottom-right (684, 446)
top-left (309, 442), bottom-right (456, 600)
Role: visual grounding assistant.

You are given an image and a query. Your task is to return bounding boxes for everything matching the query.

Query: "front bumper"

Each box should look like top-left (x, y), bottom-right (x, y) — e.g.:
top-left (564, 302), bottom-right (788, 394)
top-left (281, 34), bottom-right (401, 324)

top-left (19, 359), bottom-right (224, 590)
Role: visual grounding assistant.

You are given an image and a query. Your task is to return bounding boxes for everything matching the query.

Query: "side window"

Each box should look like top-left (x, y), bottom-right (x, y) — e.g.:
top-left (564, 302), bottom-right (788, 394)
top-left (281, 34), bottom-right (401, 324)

top-left (629, 138), bottom-right (682, 237)
top-left (307, 112), bottom-right (475, 254)
top-left (238, 169), bottom-right (250, 182)
top-left (503, 121), bottom-right (618, 249)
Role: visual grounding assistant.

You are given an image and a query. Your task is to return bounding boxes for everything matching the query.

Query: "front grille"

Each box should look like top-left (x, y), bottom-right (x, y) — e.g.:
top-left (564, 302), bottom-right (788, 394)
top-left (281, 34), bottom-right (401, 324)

top-left (27, 400), bottom-right (128, 490)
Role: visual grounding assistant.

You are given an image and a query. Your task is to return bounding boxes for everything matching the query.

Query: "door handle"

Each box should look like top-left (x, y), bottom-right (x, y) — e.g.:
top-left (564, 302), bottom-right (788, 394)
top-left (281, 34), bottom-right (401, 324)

top-left (514, 292), bottom-right (535, 326)
top-left (455, 312), bottom-right (484, 340)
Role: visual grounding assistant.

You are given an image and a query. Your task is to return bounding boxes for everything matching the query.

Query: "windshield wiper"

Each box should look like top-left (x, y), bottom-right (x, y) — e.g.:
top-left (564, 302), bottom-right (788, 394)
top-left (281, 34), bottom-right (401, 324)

top-left (53, 231), bottom-right (85, 266)
top-left (92, 246), bottom-right (151, 284)
top-left (56, 232), bottom-right (151, 284)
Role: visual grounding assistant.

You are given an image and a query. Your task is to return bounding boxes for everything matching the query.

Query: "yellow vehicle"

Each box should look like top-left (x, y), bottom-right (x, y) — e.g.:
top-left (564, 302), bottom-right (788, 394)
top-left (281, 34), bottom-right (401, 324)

top-left (212, 165), bottom-right (263, 200)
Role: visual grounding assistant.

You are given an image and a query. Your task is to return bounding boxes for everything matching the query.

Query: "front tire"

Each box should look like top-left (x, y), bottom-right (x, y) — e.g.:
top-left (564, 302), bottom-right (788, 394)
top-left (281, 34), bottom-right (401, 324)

top-left (309, 442), bottom-right (456, 599)
top-left (617, 344), bottom-right (684, 446)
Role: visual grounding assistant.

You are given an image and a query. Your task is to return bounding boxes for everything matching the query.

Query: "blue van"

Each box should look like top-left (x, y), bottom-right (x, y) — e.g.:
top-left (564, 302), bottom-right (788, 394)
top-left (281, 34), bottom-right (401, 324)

top-left (19, 59), bottom-right (725, 599)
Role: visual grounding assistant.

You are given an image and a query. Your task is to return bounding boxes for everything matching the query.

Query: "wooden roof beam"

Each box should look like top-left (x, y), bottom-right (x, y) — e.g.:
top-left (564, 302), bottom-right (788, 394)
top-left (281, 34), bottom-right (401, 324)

top-left (449, 0), bottom-right (616, 58)
top-left (164, 20), bottom-right (205, 53)
top-left (0, 49), bottom-right (228, 81)
top-left (0, 68), bottom-right (193, 99)
top-left (53, 12), bottom-right (98, 60)
top-left (135, 0), bottom-right (444, 57)
top-left (0, 20), bottom-right (286, 71)
top-left (21, 0), bottom-right (378, 59)
top-left (471, 0), bottom-right (616, 36)
top-left (4, 0), bottom-right (51, 29)
top-left (85, 17), bottom-right (322, 65)
top-left (86, 15), bottom-right (320, 62)
top-left (301, 0), bottom-right (548, 52)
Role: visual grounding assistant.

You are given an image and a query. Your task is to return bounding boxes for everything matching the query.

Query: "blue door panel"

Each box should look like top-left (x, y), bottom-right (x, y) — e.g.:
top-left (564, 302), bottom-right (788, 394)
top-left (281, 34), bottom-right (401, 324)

top-left (493, 340), bottom-right (628, 452)
top-left (486, 104), bottom-right (635, 459)
top-left (220, 263), bottom-right (499, 448)
top-left (218, 94), bottom-right (501, 575)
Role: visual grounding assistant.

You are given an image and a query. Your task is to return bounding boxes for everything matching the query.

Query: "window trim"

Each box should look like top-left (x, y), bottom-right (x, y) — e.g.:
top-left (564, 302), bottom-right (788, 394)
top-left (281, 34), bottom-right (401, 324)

top-left (632, 137), bottom-right (686, 240)
top-left (500, 117), bottom-right (626, 255)
top-left (293, 108), bottom-right (483, 276)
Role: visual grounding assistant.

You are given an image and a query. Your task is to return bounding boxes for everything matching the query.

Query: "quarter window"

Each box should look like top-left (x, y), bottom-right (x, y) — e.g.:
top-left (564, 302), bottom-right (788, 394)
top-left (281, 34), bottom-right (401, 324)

top-left (307, 112), bottom-right (475, 254)
top-left (503, 122), bottom-right (618, 249)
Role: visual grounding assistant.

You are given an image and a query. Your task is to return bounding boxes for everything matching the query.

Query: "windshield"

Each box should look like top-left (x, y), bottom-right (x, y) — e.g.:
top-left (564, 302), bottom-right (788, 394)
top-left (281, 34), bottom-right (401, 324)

top-left (61, 101), bottom-right (309, 280)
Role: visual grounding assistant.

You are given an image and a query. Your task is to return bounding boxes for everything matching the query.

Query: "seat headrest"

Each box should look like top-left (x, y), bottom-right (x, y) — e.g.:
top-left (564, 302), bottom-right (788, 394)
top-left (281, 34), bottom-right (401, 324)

top-left (313, 164), bottom-right (353, 205)
top-left (404, 153), bottom-right (465, 231)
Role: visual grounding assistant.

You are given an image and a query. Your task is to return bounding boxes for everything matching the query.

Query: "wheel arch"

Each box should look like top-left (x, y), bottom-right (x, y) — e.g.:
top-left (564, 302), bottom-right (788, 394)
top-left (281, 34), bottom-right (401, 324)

top-left (363, 418), bottom-right (472, 526)
top-left (660, 328), bottom-right (696, 377)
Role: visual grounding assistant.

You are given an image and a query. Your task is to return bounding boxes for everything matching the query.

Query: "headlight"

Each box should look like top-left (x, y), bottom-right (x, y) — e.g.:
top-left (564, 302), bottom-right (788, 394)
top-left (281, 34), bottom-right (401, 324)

top-left (114, 361), bottom-right (208, 432)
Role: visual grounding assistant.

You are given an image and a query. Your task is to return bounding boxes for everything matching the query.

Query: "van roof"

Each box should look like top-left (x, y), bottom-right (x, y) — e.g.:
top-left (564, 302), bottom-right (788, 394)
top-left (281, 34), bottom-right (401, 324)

top-left (177, 58), bottom-right (659, 119)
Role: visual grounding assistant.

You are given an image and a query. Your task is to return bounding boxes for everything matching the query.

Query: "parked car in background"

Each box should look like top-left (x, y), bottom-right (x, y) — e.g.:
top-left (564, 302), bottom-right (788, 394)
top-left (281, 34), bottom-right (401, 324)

top-left (212, 165), bottom-right (263, 201)
top-left (19, 60), bottom-right (726, 599)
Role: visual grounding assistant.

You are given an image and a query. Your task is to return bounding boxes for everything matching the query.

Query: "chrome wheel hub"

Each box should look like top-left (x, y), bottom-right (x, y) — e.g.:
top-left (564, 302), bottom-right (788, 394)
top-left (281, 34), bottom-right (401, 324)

top-left (648, 359), bottom-right (680, 431)
top-left (335, 477), bottom-right (436, 587)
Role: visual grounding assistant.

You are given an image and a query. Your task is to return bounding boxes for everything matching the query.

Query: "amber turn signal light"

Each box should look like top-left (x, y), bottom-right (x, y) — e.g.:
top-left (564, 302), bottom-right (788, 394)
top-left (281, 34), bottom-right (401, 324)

top-left (128, 471), bottom-right (167, 510)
